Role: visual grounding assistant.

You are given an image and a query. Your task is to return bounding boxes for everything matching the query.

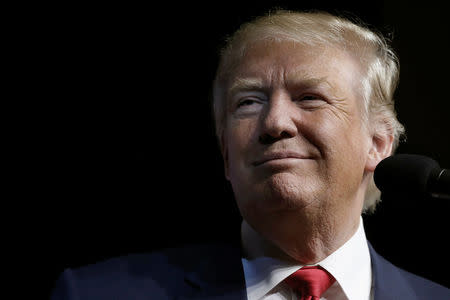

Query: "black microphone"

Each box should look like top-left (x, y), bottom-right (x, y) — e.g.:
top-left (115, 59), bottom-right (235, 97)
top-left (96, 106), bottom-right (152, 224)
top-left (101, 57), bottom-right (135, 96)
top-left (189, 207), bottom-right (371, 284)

top-left (374, 154), bottom-right (450, 200)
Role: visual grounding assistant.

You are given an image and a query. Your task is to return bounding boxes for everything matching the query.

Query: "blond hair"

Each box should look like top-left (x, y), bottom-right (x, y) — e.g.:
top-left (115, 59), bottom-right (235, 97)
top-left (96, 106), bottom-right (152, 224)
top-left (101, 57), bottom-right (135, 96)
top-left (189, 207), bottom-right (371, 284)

top-left (212, 10), bottom-right (405, 212)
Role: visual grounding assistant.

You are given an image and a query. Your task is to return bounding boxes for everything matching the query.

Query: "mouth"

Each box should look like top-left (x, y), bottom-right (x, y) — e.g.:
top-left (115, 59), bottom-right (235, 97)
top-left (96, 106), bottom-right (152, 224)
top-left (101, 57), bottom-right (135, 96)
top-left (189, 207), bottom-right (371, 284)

top-left (252, 152), bottom-right (313, 166)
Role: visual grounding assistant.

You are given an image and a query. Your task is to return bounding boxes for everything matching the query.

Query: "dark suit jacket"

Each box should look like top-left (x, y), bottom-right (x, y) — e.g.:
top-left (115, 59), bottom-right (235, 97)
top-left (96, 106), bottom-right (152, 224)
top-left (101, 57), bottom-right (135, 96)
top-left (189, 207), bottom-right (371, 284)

top-left (51, 242), bottom-right (449, 299)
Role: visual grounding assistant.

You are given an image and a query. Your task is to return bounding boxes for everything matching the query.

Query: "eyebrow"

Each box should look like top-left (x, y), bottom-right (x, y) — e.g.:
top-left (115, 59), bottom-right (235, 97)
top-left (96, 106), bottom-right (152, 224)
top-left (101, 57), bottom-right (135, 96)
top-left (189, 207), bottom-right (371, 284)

top-left (228, 75), bottom-right (339, 97)
top-left (285, 71), bottom-right (337, 92)
top-left (228, 77), bottom-right (265, 96)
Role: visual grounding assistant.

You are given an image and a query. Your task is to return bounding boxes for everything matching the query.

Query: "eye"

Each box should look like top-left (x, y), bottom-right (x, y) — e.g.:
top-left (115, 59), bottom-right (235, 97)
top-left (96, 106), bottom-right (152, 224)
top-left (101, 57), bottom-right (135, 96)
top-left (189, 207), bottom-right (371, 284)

top-left (294, 94), bottom-right (327, 109)
top-left (238, 98), bottom-right (259, 107)
top-left (231, 91), bottom-right (267, 115)
top-left (297, 94), bottom-right (322, 101)
top-left (236, 97), bottom-right (264, 112)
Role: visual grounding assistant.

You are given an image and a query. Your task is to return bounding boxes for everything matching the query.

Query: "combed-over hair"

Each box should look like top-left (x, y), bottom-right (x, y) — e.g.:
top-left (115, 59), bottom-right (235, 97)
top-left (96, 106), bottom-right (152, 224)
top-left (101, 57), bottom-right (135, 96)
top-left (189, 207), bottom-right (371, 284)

top-left (212, 10), bottom-right (405, 212)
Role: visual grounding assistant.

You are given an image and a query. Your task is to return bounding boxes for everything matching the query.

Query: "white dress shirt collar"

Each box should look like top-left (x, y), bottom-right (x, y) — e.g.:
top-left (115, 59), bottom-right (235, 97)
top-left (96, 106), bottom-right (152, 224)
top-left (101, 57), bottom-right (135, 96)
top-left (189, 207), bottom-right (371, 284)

top-left (241, 217), bottom-right (372, 300)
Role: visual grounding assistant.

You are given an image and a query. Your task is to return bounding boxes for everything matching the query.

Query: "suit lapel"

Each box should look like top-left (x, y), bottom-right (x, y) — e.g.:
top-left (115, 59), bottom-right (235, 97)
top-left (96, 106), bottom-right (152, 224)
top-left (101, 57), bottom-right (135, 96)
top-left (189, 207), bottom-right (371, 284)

top-left (369, 243), bottom-right (418, 300)
top-left (178, 241), bottom-right (423, 299)
top-left (181, 243), bottom-right (247, 300)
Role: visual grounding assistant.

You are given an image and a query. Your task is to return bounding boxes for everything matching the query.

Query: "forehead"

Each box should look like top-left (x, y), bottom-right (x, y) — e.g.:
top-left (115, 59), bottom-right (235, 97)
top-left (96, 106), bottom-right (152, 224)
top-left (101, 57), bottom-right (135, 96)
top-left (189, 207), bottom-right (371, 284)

top-left (228, 40), bottom-right (362, 94)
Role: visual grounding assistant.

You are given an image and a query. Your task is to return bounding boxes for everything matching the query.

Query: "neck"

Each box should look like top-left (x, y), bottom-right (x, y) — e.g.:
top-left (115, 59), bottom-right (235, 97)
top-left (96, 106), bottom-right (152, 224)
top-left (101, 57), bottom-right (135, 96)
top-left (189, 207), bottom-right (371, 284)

top-left (241, 212), bottom-right (361, 264)
top-left (241, 220), bottom-right (296, 262)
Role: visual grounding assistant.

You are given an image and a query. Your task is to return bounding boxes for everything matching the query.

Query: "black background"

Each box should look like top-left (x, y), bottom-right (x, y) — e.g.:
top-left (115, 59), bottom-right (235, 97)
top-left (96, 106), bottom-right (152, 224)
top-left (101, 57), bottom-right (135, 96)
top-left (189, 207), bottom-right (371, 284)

top-left (14, 0), bottom-right (449, 298)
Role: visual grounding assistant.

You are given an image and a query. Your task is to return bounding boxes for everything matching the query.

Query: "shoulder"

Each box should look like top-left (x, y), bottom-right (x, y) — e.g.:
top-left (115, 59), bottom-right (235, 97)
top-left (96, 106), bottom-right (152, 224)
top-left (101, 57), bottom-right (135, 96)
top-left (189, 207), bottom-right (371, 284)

top-left (369, 244), bottom-right (450, 299)
top-left (381, 255), bottom-right (449, 299)
top-left (50, 243), bottom-right (241, 300)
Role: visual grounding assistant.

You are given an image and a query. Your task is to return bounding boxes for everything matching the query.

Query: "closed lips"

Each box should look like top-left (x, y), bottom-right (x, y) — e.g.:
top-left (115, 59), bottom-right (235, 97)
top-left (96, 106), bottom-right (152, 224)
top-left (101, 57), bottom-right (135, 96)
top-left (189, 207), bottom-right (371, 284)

top-left (252, 152), bottom-right (312, 166)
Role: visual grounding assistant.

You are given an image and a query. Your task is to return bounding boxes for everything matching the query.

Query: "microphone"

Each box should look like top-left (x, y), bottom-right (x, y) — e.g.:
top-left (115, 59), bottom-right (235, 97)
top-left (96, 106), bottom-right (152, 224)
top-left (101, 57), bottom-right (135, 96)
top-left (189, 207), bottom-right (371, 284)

top-left (374, 154), bottom-right (450, 200)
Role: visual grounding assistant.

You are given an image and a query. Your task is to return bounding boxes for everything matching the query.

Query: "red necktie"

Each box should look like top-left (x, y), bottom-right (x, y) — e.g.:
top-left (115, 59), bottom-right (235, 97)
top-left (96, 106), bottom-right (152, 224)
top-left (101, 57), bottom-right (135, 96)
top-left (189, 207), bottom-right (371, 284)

top-left (284, 266), bottom-right (336, 300)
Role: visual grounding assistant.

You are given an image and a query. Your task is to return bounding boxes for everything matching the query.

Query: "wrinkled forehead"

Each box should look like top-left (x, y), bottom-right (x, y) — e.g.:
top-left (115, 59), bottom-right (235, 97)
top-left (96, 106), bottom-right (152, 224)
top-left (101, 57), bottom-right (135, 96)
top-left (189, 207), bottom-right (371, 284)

top-left (225, 40), bottom-right (364, 99)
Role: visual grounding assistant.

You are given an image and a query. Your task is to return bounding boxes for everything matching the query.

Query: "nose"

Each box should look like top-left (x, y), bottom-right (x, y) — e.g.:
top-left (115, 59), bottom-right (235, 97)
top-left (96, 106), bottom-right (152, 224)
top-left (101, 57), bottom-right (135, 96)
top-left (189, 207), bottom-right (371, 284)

top-left (258, 91), bottom-right (298, 144)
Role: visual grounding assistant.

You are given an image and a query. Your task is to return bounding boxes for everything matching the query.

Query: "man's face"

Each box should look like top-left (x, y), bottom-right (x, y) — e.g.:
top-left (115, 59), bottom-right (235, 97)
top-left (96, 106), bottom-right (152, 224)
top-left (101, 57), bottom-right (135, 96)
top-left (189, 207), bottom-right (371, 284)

top-left (222, 41), bottom-right (374, 228)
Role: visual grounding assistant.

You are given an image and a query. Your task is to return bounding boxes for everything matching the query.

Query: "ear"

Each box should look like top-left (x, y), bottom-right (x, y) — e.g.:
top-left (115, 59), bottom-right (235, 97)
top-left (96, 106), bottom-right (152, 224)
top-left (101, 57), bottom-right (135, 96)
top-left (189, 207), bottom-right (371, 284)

top-left (220, 132), bottom-right (231, 181)
top-left (365, 131), bottom-right (394, 173)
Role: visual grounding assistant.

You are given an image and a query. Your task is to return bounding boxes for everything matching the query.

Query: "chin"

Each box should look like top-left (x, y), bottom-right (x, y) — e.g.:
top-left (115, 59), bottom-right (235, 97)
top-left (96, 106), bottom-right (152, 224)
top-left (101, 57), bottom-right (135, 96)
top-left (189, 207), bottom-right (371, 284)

top-left (232, 171), bottom-right (325, 219)
top-left (257, 172), bottom-right (321, 211)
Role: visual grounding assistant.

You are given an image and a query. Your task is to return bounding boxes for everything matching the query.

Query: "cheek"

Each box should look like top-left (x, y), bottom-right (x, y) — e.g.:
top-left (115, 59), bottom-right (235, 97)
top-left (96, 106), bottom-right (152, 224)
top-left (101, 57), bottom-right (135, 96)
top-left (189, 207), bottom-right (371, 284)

top-left (296, 112), bottom-right (340, 153)
top-left (317, 107), bottom-right (365, 144)
top-left (226, 120), bottom-right (257, 171)
top-left (310, 112), bottom-right (369, 171)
